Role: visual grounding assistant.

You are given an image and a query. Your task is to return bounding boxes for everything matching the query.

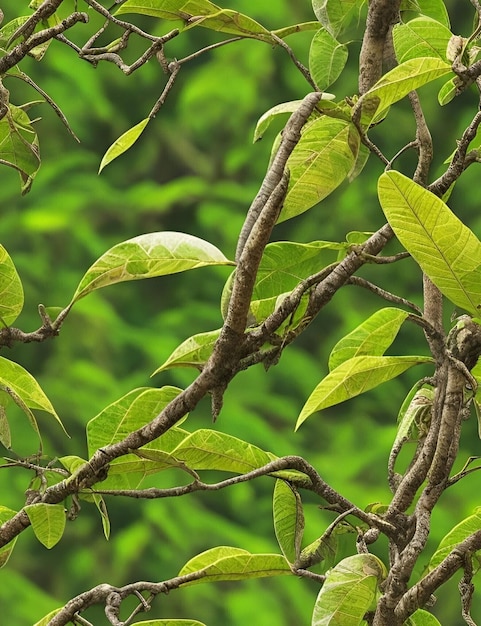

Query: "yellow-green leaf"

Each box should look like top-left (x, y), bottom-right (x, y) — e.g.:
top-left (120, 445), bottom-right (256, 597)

top-left (72, 232), bottom-right (233, 302)
top-left (296, 355), bottom-right (431, 429)
top-left (24, 503), bottom-right (66, 549)
top-left (378, 171), bottom-right (481, 316)
top-left (99, 118), bottom-right (149, 172)
top-left (0, 244), bottom-right (23, 326)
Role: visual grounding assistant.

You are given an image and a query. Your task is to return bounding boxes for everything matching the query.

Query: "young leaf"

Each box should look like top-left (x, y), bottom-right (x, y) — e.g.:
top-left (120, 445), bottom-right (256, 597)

top-left (0, 506), bottom-right (18, 568)
top-left (296, 355), bottom-right (431, 429)
top-left (355, 57), bottom-right (452, 127)
top-left (117, 0), bottom-right (221, 20)
top-left (404, 609), bottom-right (442, 625)
top-left (178, 546), bottom-right (291, 585)
top-left (312, 0), bottom-right (365, 38)
top-left (0, 357), bottom-right (66, 436)
top-left (328, 307), bottom-right (409, 371)
top-left (273, 480), bottom-right (304, 563)
top-left (0, 244), bottom-right (24, 326)
top-left (393, 17), bottom-right (452, 63)
top-left (254, 99), bottom-right (326, 143)
top-left (428, 507), bottom-right (481, 571)
top-left (153, 329), bottom-right (221, 374)
top-left (309, 28), bottom-right (348, 91)
top-left (72, 232), bottom-right (234, 302)
top-left (280, 118), bottom-right (359, 222)
top-left (24, 503), bottom-right (66, 549)
top-left (99, 118), bottom-right (149, 173)
top-left (378, 171), bottom-right (481, 316)
top-left (311, 554), bottom-right (387, 626)
top-left (87, 387), bottom-right (182, 456)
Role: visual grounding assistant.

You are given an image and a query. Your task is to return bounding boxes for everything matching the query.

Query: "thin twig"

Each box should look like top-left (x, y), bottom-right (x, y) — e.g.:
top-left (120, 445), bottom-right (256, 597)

top-left (346, 276), bottom-right (422, 314)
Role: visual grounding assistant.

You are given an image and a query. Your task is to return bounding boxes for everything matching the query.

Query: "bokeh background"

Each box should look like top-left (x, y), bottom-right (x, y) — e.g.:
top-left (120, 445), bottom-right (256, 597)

top-left (0, 1), bottom-right (479, 624)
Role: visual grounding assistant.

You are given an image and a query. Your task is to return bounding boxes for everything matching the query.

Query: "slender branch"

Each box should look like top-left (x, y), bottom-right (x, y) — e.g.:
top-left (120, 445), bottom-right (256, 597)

top-left (346, 276), bottom-right (422, 314)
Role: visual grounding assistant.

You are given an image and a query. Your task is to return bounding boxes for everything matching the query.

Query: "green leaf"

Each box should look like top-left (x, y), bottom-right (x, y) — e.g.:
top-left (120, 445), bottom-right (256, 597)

top-left (33, 609), bottom-right (62, 626)
top-left (309, 28), bottom-right (348, 91)
top-left (253, 95), bottom-right (336, 143)
top-left (0, 244), bottom-right (23, 326)
top-left (178, 546), bottom-right (291, 585)
top-left (171, 429), bottom-right (277, 473)
top-left (394, 383), bottom-right (434, 449)
top-left (328, 308), bottom-right (409, 371)
top-left (296, 355), bottom-right (431, 429)
top-left (0, 506), bottom-right (18, 568)
top-left (311, 554), bottom-right (386, 626)
top-left (0, 357), bottom-right (66, 438)
top-left (24, 503), bottom-right (66, 549)
top-left (0, 404), bottom-right (11, 449)
top-left (0, 104), bottom-right (40, 194)
top-left (404, 609), bottom-right (442, 625)
top-left (312, 0), bottom-right (365, 38)
top-left (355, 57), bottom-right (452, 127)
top-left (117, 0), bottom-right (220, 20)
top-left (87, 387), bottom-right (183, 456)
top-left (153, 329), bottom-right (221, 374)
top-left (393, 17), bottom-right (452, 63)
top-left (272, 21), bottom-right (321, 39)
top-left (133, 621), bottom-right (207, 626)
top-left (273, 480), bottom-right (304, 563)
top-left (400, 0), bottom-right (450, 28)
top-left (118, 0), bottom-right (275, 43)
top-left (438, 77), bottom-right (457, 105)
top-left (428, 508), bottom-right (481, 571)
top-left (72, 232), bottom-right (233, 302)
top-left (378, 171), bottom-right (481, 316)
top-left (254, 241), bottom-right (346, 299)
top-left (280, 118), bottom-right (359, 222)
top-left (99, 118), bottom-right (149, 173)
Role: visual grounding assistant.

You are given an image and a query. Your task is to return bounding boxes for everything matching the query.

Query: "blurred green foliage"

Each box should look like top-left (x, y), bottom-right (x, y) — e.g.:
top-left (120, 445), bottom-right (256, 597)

top-left (0, 1), bottom-right (479, 625)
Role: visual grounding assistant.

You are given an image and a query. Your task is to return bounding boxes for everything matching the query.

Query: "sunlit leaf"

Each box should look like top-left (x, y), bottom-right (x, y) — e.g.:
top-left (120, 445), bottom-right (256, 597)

top-left (99, 118), bottom-right (149, 173)
top-left (312, 0), bottom-right (365, 38)
top-left (428, 507), bottom-right (481, 571)
top-left (0, 244), bottom-right (23, 326)
top-left (0, 357), bottom-right (66, 437)
top-left (178, 546), bottom-right (291, 585)
top-left (311, 554), bottom-right (386, 626)
top-left (153, 329), bottom-right (221, 374)
top-left (273, 480), bottom-right (304, 563)
top-left (309, 28), bottom-right (348, 91)
top-left (0, 506), bottom-right (18, 568)
top-left (0, 404), bottom-right (11, 449)
top-left (296, 355), bottom-right (431, 429)
top-left (355, 57), bottom-right (452, 127)
top-left (72, 232), bottom-right (233, 302)
top-left (393, 17), bottom-right (452, 63)
top-left (254, 241), bottom-right (346, 298)
top-left (118, 0), bottom-right (275, 43)
top-left (328, 308), bottom-right (409, 371)
top-left (171, 429), bottom-right (277, 473)
top-left (400, 0), bottom-right (450, 28)
top-left (24, 503), bottom-right (66, 549)
top-left (378, 171), bottom-right (481, 316)
top-left (404, 610), bottom-right (442, 626)
top-left (280, 118), bottom-right (359, 222)
top-left (87, 387), bottom-right (182, 456)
